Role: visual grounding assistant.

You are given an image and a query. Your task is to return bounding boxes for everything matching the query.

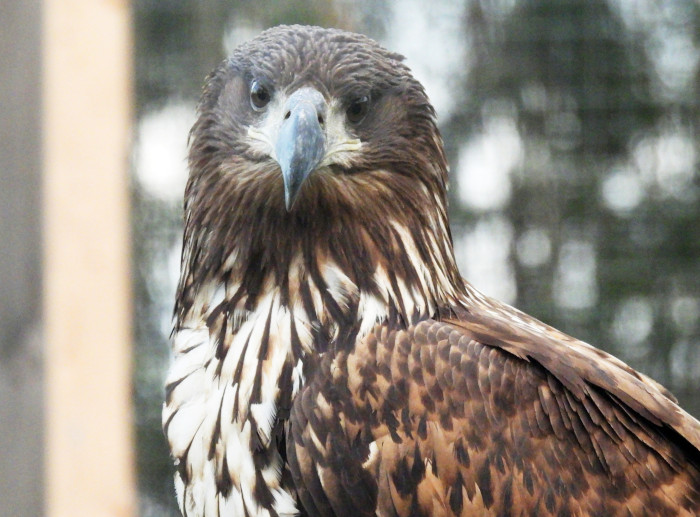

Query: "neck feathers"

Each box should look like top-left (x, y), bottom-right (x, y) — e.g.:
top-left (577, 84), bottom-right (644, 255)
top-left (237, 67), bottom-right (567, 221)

top-left (176, 162), bottom-right (465, 338)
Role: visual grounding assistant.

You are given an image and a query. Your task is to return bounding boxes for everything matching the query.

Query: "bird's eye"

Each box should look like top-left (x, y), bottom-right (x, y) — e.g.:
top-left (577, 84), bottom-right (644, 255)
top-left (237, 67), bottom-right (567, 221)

top-left (250, 80), bottom-right (271, 110)
top-left (346, 95), bottom-right (369, 124)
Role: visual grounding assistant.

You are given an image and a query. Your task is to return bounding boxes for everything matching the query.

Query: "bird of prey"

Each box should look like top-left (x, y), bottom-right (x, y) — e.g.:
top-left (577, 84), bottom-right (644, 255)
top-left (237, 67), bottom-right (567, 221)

top-left (163, 25), bottom-right (700, 517)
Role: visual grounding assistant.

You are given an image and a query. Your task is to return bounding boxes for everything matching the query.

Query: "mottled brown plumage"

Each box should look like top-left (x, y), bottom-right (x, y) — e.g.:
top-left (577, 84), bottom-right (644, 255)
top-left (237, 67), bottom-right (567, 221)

top-left (163, 25), bottom-right (700, 516)
top-left (290, 305), bottom-right (700, 516)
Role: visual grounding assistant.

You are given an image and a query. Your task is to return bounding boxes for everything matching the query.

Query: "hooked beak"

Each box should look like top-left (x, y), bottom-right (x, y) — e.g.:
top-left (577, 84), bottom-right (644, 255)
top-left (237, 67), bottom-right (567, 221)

top-left (275, 88), bottom-right (327, 210)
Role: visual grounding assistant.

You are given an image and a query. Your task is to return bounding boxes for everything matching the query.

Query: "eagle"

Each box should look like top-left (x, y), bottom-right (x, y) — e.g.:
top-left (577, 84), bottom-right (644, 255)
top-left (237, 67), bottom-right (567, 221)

top-left (163, 25), bottom-right (700, 516)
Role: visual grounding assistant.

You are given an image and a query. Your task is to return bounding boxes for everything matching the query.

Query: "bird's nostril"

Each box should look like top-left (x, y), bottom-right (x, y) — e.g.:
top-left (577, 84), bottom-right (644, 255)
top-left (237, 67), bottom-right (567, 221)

top-left (317, 114), bottom-right (324, 125)
top-left (284, 111), bottom-right (291, 120)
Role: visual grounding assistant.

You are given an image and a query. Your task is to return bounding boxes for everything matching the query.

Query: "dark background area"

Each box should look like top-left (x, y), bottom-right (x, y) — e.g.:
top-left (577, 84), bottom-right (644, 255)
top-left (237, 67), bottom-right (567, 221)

top-left (0, 1), bottom-right (43, 515)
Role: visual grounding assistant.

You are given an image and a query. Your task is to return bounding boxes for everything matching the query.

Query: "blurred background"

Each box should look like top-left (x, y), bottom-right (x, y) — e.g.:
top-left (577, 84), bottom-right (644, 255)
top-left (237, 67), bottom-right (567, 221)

top-left (2, 0), bottom-right (699, 515)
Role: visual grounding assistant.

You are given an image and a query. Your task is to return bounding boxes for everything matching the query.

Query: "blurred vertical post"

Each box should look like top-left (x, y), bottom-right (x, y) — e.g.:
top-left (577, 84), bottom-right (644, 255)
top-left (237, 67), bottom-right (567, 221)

top-left (43, 0), bottom-right (136, 515)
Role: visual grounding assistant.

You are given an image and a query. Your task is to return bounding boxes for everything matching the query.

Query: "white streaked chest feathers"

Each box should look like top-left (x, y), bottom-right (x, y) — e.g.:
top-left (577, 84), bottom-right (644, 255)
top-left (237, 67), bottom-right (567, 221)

top-left (163, 242), bottom-right (447, 517)
top-left (164, 286), bottom-right (305, 517)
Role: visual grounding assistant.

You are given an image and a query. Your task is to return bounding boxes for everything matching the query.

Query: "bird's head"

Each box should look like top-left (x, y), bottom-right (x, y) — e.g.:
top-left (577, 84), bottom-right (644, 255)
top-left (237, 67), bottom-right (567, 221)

top-left (182, 25), bottom-right (464, 317)
top-left (188, 25), bottom-right (448, 214)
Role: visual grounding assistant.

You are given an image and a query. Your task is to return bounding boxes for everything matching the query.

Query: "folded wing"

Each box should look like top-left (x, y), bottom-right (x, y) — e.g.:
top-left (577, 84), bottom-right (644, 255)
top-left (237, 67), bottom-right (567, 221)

top-left (288, 300), bottom-right (700, 516)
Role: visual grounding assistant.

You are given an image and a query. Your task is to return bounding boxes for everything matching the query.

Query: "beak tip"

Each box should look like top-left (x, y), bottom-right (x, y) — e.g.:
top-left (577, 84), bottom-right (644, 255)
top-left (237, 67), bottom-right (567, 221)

top-left (283, 171), bottom-right (307, 211)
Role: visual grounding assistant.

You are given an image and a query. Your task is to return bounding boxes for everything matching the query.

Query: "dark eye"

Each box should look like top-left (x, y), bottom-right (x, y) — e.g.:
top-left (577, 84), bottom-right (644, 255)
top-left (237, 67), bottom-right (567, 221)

top-left (250, 80), bottom-right (271, 110)
top-left (346, 95), bottom-right (369, 124)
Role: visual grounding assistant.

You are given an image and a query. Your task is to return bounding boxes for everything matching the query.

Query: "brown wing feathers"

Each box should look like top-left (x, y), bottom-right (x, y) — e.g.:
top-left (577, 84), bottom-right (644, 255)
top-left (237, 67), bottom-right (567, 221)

top-left (288, 318), bottom-right (700, 516)
top-left (446, 297), bottom-right (700, 451)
